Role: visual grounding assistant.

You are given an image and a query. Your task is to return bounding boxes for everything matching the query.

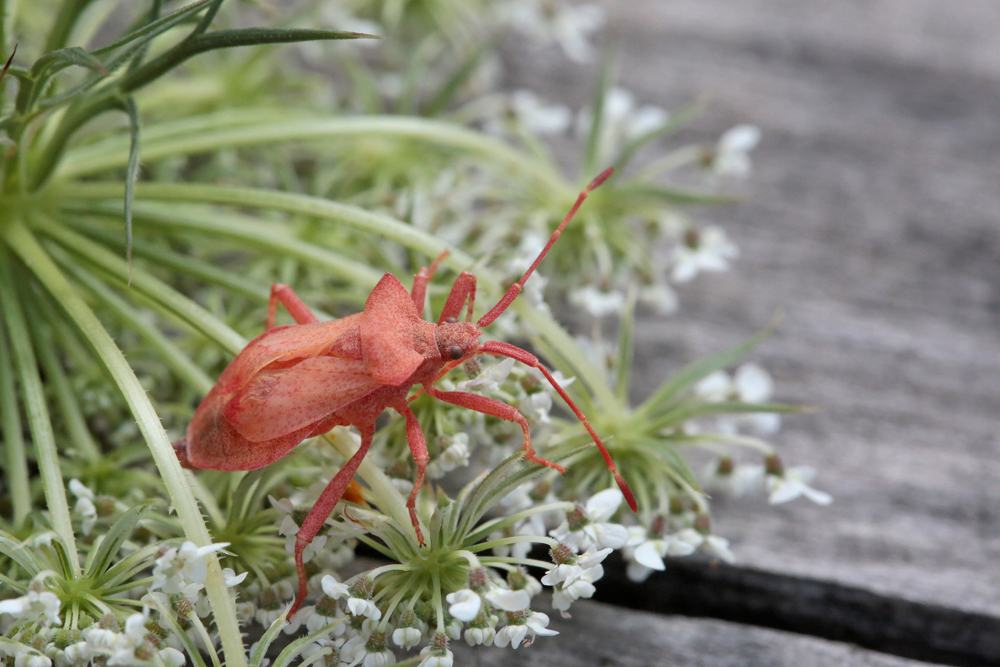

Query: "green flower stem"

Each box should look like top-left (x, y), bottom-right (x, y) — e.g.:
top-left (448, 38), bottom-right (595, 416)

top-left (28, 298), bottom-right (102, 461)
top-left (66, 199), bottom-right (384, 288)
top-left (468, 535), bottom-right (557, 553)
top-left (0, 300), bottom-right (32, 525)
top-left (55, 116), bottom-right (568, 195)
top-left (464, 501), bottom-right (573, 545)
top-left (65, 216), bottom-right (281, 304)
top-left (61, 181), bottom-right (617, 405)
top-left (52, 249), bottom-right (215, 394)
top-left (0, 255), bottom-right (81, 574)
top-left (4, 220), bottom-right (247, 667)
top-left (34, 215), bottom-right (246, 355)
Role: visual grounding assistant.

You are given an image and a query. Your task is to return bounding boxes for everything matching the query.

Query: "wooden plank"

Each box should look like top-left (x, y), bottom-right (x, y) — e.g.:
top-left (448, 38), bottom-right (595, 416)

top-left (580, 0), bottom-right (1000, 618)
top-left (449, 599), bottom-right (939, 667)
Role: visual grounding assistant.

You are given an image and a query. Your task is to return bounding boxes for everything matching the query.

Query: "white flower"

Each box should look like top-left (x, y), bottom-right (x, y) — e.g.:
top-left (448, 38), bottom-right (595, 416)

top-left (222, 568), bottom-right (247, 588)
top-left (494, 611), bottom-right (558, 649)
top-left (321, 575), bottom-right (350, 600)
top-left (464, 619), bottom-right (497, 646)
top-left (549, 488), bottom-right (629, 551)
top-left (427, 434), bottom-right (471, 479)
top-left (107, 612), bottom-right (150, 665)
top-left (767, 466), bottom-right (833, 506)
top-left (346, 597), bottom-right (381, 621)
top-left (456, 358), bottom-right (516, 393)
top-left (63, 641), bottom-right (92, 665)
top-left (518, 391), bottom-right (553, 424)
top-left (702, 460), bottom-right (765, 496)
top-left (446, 589), bottom-right (482, 622)
top-left (671, 226), bottom-right (739, 283)
top-left (418, 647), bottom-right (454, 667)
top-left (712, 124), bottom-right (760, 178)
top-left (82, 627), bottom-right (118, 654)
top-left (693, 363), bottom-right (779, 434)
top-left (500, 0), bottom-right (606, 62)
top-left (576, 88), bottom-right (669, 163)
top-left (69, 479), bottom-right (98, 535)
top-left (638, 281), bottom-right (678, 315)
top-left (392, 626), bottom-right (422, 649)
top-left (159, 647), bottom-right (186, 667)
top-left (0, 579), bottom-right (61, 626)
top-left (486, 90), bottom-right (572, 136)
top-left (569, 285), bottom-right (626, 318)
top-left (151, 542), bottom-right (228, 594)
top-left (13, 653), bottom-right (51, 667)
top-left (541, 547), bottom-right (611, 587)
top-left (484, 587), bottom-right (530, 612)
top-left (673, 528), bottom-right (736, 564)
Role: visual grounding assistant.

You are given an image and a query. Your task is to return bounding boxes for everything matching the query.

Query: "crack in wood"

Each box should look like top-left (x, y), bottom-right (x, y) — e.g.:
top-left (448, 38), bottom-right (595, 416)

top-left (594, 554), bottom-right (1000, 667)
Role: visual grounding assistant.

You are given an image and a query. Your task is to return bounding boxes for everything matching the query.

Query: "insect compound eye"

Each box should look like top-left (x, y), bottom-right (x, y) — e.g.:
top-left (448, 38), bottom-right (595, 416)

top-left (446, 317), bottom-right (458, 324)
top-left (449, 346), bottom-right (464, 360)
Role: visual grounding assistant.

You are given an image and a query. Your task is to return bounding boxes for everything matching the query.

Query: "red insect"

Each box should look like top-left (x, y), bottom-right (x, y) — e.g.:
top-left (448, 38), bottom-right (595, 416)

top-left (175, 167), bottom-right (636, 614)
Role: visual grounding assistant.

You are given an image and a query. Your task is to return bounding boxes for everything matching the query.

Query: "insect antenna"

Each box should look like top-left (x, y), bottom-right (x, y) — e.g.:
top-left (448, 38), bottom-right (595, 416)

top-left (477, 166), bottom-right (614, 328)
top-left (479, 339), bottom-right (638, 512)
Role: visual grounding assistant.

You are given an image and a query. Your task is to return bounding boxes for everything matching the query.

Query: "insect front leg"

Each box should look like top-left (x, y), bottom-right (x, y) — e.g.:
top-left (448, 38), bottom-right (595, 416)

top-left (394, 402), bottom-right (428, 545)
top-left (267, 283), bottom-right (320, 330)
top-left (438, 272), bottom-right (476, 324)
top-left (410, 249), bottom-right (449, 313)
top-left (424, 386), bottom-right (567, 474)
top-left (290, 424), bottom-right (374, 615)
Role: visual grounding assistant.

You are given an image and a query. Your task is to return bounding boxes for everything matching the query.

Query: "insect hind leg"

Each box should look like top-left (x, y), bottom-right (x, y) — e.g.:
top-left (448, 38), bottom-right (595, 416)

top-left (395, 402), bottom-right (428, 545)
top-left (289, 425), bottom-right (374, 616)
top-left (267, 283), bottom-right (320, 330)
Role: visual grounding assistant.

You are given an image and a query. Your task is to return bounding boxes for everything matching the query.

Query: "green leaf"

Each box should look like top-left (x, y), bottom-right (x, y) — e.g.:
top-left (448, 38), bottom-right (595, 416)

top-left (422, 38), bottom-right (496, 117)
top-left (84, 501), bottom-right (154, 579)
top-left (650, 400), bottom-right (803, 432)
top-left (32, 46), bottom-right (108, 77)
top-left (615, 291), bottom-right (637, 402)
top-left (583, 50), bottom-right (617, 175)
top-left (0, 532), bottom-right (42, 577)
top-left (636, 319), bottom-right (779, 419)
top-left (630, 183), bottom-right (739, 205)
top-left (91, 0), bottom-right (213, 57)
top-left (120, 96), bottom-right (140, 281)
top-left (612, 99), bottom-right (704, 173)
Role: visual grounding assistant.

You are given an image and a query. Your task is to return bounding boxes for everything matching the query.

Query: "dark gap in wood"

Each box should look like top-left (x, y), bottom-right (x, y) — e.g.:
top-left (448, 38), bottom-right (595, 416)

top-left (593, 553), bottom-right (1000, 667)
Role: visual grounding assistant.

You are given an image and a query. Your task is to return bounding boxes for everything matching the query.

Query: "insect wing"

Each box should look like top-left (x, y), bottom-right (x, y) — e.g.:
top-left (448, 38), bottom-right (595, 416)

top-left (223, 356), bottom-right (380, 442)
top-left (361, 273), bottom-right (426, 386)
top-left (219, 314), bottom-right (364, 393)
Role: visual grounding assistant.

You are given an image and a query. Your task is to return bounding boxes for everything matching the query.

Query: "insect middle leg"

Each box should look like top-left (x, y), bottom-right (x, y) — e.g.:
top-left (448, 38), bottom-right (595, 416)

top-left (394, 402), bottom-right (428, 544)
top-left (290, 424), bottom-right (374, 615)
top-left (423, 386), bottom-right (567, 473)
top-left (267, 283), bottom-right (320, 330)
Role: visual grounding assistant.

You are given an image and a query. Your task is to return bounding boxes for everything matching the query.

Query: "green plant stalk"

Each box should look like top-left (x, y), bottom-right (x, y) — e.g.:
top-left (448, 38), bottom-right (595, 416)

top-left (4, 220), bottom-right (247, 667)
top-left (0, 254), bottom-right (81, 574)
top-left (0, 304), bottom-right (31, 524)
top-left (30, 28), bottom-right (375, 189)
top-left (35, 216), bottom-right (246, 354)
top-left (68, 201), bottom-right (384, 288)
top-left (52, 248), bottom-right (215, 393)
top-left (55, 116), bottom-right (568, 195)
top-left (62, 180), bottom-right (619, 406)
top-left (28, 297), bottom-right (102, 460)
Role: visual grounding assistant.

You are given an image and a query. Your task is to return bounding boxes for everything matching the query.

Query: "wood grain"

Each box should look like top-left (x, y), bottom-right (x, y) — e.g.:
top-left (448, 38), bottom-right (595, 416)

top-left (503, 0), bottom-right (1000, 638)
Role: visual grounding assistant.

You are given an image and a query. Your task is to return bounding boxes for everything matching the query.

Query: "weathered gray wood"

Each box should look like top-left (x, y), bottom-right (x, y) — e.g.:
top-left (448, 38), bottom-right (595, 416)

top-left (506, 0), bottom-right (1000, 624)
top-left (605, 0), bottom-right (1000, 619)
top-left (449, 600), bottom-right (938, 667)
